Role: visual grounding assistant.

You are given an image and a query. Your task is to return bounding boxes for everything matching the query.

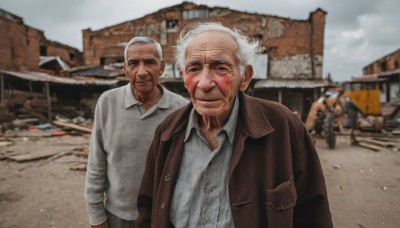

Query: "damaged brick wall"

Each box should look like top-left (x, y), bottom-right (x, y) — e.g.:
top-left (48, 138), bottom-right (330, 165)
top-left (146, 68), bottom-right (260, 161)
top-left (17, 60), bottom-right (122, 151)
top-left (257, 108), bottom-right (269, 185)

top-left (44, 40), bottom-right (83, 68)
top-left (363, 48), bottom-right (400, 75)
top-left (0, 10), bottom-right (40, 71)
top-left (82, 2), bottom-right (326, 79)
top-left (0, 8), bottom-right (83, 72)
top-left (269, 54), bottom-right (323, 79)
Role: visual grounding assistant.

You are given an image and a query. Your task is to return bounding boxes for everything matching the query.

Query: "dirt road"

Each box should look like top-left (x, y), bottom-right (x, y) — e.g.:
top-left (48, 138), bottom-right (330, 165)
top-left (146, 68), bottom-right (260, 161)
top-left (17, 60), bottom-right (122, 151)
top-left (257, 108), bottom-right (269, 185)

top-left (1, 134), bottom-right (399, 228)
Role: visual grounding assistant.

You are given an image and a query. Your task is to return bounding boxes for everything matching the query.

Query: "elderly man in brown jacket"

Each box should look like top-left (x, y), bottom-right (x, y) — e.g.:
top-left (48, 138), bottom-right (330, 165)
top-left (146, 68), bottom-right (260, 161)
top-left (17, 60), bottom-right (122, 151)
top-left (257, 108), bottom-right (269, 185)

top-left (136, 22), bottom-right (333, 228)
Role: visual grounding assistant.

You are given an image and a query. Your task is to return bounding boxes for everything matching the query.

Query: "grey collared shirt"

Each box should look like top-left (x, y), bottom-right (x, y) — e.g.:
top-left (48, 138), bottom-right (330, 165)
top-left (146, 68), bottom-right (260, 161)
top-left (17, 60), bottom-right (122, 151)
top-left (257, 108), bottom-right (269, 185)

top-left (85, 83), bottom-right (188, 225)
top-left (170, 96), bottom-right (239, 228)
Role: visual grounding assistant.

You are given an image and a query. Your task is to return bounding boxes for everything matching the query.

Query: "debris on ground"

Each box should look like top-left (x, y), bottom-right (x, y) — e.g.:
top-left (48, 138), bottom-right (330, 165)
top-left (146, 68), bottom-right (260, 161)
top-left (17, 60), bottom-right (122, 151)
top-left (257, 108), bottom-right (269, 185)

top-left (0, 116), bottom-right (91, 171)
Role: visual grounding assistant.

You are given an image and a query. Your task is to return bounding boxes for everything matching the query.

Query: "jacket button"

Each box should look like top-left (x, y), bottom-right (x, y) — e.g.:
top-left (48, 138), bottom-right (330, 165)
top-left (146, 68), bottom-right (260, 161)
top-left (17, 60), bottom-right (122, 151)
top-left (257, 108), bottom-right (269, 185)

top-left (164, 174), bottom-right (170, 182)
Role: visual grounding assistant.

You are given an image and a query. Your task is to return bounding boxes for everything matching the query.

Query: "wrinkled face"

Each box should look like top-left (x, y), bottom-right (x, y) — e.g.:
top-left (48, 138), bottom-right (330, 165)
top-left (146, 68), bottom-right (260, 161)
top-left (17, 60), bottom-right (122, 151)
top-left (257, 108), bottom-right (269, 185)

top-left (124, 43), bottom-right (164, 95)
top-left (183, 31), bottom-right (251, 119)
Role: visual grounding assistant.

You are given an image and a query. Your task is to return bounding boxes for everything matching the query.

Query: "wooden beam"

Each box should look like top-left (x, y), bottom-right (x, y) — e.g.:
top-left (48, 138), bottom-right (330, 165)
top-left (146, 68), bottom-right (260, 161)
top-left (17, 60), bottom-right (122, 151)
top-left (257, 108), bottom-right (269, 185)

top-left (53, 120), bottom-right (92, 133)
top-left (45, 82), bottom-right (52, 121)
top-left (357, 142), bottom-right (382, 152)
top-left (0, 73), bottom-right (4, 103)
top-left (278, 89), bottom-right (282, 103)
top-left (8, 146), bottom-right (76, 162)
top-left (357, 137), bottom-right (396, 147)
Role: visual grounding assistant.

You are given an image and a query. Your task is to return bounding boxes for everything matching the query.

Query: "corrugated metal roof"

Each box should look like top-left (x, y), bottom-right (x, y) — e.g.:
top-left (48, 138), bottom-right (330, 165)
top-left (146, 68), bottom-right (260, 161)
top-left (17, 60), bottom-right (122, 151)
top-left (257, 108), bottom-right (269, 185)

top-left (70, 65), bottom-right (124, 78)
top-left (254, 79), bottom-right (331, 89)
top-left (39, 56), bottom-right (70, 70)
top-left (0, 70), bottom-right (118, 86)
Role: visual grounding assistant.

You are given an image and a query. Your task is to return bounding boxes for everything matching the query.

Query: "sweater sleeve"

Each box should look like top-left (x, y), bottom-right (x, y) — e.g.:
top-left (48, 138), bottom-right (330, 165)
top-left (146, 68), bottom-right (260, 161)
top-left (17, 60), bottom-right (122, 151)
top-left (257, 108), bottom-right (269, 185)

top-left (84, 98), bottom-right (108, 225)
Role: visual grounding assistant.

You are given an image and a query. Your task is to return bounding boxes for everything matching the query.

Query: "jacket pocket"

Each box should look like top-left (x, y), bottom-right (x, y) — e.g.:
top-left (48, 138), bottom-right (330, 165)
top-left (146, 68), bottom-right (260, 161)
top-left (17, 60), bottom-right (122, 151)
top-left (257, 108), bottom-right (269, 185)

top-left (265, 177), bottom-right (297, 228)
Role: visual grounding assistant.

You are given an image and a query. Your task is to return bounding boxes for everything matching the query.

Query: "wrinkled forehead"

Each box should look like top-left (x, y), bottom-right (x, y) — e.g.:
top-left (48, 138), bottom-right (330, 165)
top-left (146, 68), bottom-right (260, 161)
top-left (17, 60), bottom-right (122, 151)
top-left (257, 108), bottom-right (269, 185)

top-left (187, 30), bottom-right (237, 51)
top-left (127, 43), bottom-right (160, 58)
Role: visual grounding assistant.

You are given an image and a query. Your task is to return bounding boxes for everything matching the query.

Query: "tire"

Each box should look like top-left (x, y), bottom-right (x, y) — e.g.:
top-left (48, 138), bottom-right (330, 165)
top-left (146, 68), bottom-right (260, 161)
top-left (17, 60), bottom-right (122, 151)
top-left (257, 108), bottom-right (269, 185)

top-left (324, 112), bottom-right (336, 148)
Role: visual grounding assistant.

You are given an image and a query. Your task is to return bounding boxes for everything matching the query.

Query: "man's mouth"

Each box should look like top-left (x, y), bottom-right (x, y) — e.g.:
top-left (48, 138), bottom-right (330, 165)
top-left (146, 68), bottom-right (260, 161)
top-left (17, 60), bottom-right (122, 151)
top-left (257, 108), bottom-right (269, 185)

top-left (135, 80), bottom-right (151, 84)
top-left (195, 99), bottom-right (221, 106)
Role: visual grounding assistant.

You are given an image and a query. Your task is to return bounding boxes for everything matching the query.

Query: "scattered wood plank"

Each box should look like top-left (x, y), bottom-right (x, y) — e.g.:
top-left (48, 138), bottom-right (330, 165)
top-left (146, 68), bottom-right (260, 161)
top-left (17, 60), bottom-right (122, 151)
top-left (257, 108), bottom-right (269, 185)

top-left (17, 146), bottom-right (80, 171)
top-left (357, 142), bottom-right (382, 152)
top-left (8, 146), bottom-right (76, 162)
top-left (70, 163), bottom-right (87, 171)
top-left (357, 137), bottom-right (396, 147)
top-left (0, 141), bottom-right (13, 147)
top-left (0, 151), bottom-right (29, 160)
top-left (53, 121), bottom-right (92, 133)
top-left (36, 147), bottom-right (80, 168)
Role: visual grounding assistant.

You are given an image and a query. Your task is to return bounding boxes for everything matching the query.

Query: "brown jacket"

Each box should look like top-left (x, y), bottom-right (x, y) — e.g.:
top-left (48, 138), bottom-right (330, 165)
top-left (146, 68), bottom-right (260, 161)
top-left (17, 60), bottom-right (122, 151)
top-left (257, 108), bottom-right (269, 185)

top-left (137, 93), bottom-right (333, 228)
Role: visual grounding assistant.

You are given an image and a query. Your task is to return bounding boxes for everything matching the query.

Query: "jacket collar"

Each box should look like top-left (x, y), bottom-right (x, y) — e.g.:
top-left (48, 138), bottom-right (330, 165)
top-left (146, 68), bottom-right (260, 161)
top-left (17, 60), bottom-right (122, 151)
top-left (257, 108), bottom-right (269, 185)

top-left (237, 92), bottom-right (274, 138)
top-left (161, 92), bottom-right (274, 141)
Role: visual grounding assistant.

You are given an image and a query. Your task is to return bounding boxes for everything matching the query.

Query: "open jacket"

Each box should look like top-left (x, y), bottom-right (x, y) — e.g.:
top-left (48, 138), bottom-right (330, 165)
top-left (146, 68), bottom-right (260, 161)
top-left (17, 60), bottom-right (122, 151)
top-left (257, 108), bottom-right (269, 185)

top-left (137, 92), bottom-right (333, 228)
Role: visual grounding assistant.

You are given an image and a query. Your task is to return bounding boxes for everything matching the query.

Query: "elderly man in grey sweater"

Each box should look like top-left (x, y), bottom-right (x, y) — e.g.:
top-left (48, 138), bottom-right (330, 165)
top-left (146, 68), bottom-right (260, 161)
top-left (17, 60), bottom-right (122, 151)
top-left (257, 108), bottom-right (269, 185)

top-left (84, 37), bottom-right (187, 228)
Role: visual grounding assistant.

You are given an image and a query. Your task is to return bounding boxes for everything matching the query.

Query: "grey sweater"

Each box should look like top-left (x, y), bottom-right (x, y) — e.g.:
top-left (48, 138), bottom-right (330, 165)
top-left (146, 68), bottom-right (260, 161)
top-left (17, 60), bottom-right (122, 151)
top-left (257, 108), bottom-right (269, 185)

top-left (84, 84), bottom-right (188, 225)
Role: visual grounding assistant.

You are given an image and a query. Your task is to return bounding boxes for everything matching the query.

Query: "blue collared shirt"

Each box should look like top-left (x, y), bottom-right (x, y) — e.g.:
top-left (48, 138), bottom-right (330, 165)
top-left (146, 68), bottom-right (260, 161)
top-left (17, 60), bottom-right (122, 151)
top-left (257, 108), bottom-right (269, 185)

top-left (170, 96), bottom-right (239, 228)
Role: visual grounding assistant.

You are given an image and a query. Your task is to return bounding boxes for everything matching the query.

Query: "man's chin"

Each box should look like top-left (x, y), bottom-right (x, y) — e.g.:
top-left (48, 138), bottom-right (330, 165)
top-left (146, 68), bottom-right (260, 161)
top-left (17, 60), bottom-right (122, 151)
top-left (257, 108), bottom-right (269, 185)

top-left (194, 106), bottom-right (226, 118)
top-left (134, 84), bottom-right (155, 93)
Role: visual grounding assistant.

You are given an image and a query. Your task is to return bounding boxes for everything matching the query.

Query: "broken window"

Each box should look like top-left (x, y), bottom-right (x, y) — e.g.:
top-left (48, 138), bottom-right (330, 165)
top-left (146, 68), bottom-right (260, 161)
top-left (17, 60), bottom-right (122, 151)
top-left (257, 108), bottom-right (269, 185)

top-left (100, 57), bottom-right (106, 65)
top-left (253, 34), bottom-right (263, 41)
top-left (380, 61), bottom-right (387, 71)
top-left (40, 45), bottom-right (47, 56)
top-left (69, 53), bottom-right (75, 61)
top-left (183, 9), bottom-right (208, 20)
top-left (166, 19), bottom-right (179, 32)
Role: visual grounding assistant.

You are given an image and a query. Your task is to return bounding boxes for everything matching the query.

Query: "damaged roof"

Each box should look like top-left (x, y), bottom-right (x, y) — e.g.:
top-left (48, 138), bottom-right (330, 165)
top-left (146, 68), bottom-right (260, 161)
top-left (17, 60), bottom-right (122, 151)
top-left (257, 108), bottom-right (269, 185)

top-left (254, 79), bottom-right (331, 89)
top-left (39, 56), bottom-right (70, 71)
top-left (69, 64), bottom-right (124, 78)
top-left (0, 70), bottom-right (118, 86)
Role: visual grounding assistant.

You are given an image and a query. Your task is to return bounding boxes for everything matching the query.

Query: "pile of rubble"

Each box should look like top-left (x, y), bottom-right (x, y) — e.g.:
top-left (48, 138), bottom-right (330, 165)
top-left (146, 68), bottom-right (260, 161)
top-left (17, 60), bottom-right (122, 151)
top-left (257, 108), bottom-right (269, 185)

top-left (0, 116), bottom-right (92, 171)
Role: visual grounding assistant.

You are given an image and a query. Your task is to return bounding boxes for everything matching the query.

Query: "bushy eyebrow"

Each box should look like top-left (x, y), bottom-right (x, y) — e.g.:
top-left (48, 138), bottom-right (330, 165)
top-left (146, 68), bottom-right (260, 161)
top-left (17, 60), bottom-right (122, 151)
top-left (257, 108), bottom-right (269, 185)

top-left (127, 57), bottom-right (157, 63)
top-left (185, 58), bottom-right (232, 67)
top-left (185, 60), bottom-right (201, 67)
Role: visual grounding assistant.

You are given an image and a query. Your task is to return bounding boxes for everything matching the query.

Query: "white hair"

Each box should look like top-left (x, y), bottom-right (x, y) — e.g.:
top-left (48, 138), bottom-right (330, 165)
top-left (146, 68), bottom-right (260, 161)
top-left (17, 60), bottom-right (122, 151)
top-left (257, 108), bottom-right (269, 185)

top-left (124, 37), bottom-right (163, 62)
top-left (175, 22), bottom-right (261, 75)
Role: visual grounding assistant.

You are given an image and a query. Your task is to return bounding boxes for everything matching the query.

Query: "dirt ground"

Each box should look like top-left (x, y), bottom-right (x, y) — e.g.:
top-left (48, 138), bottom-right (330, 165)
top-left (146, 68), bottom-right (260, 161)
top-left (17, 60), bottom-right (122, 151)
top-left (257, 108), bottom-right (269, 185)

top-left (1, 133), bottom-right (400, 228)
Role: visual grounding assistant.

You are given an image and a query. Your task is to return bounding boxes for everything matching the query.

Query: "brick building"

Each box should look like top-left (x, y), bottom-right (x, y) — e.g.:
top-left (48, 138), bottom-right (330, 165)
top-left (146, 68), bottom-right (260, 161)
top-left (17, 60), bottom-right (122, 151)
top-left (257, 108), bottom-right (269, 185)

top-left (361, 48), bottom-right (400, 102)
top-left (363, 48), bottom-right (400, 75)
top-left (0, 8), bottom-right (83, 72)
top-left (83, 2), bottom-right (326, 79)
top-left (0, 8), bottom-right (113, 122)
top-left (82, 2), bottom-right (330, 120)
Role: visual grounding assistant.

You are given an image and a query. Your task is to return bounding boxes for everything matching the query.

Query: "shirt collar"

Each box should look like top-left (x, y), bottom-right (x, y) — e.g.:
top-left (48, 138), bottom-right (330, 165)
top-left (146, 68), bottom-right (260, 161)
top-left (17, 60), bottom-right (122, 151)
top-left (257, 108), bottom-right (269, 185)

top-left (184, 95), bottom-right (239, 144)
top-left (124, 83), bottom-right (170, 110)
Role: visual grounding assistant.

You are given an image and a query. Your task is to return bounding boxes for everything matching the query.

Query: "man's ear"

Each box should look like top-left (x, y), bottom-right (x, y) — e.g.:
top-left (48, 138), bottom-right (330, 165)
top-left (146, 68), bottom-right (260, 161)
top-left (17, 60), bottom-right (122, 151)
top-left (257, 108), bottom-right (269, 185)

top-left (239, 65), bottom-right (253, 92)
top-left (159, 60), bottom-right (165, 76)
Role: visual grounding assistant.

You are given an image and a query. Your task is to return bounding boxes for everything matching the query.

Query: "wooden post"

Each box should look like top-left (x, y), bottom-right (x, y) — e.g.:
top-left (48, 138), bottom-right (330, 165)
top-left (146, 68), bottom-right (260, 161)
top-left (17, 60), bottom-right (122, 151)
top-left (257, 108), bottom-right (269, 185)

top-left (278, 89), bottom-right (282, 104)
top-left (313, 88), bottom-right (318, 102)
top-left (0, 73), bottom-right (4, 104)
top-left (45, 82), bottom-right (52, 121)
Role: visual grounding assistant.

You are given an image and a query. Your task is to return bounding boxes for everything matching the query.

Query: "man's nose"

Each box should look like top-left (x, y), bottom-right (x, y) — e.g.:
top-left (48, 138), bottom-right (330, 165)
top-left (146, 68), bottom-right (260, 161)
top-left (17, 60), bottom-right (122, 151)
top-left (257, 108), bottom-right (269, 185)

top-left (137, 63), bottom-right (148, 77)
top-left (196, 68), bottom-right (215, 91)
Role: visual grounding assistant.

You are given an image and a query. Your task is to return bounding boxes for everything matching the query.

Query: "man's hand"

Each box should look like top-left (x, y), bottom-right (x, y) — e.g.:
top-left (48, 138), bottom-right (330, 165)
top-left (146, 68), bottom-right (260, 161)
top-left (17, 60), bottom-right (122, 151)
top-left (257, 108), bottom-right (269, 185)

top-left (91, 221), bottom-right (109, 228)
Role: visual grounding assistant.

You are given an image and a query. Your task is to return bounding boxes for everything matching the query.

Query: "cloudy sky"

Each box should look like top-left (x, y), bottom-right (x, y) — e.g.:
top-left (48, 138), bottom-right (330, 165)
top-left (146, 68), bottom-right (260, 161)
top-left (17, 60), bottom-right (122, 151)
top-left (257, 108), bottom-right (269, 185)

top-left (1, 0), bottom-right (399, 82)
